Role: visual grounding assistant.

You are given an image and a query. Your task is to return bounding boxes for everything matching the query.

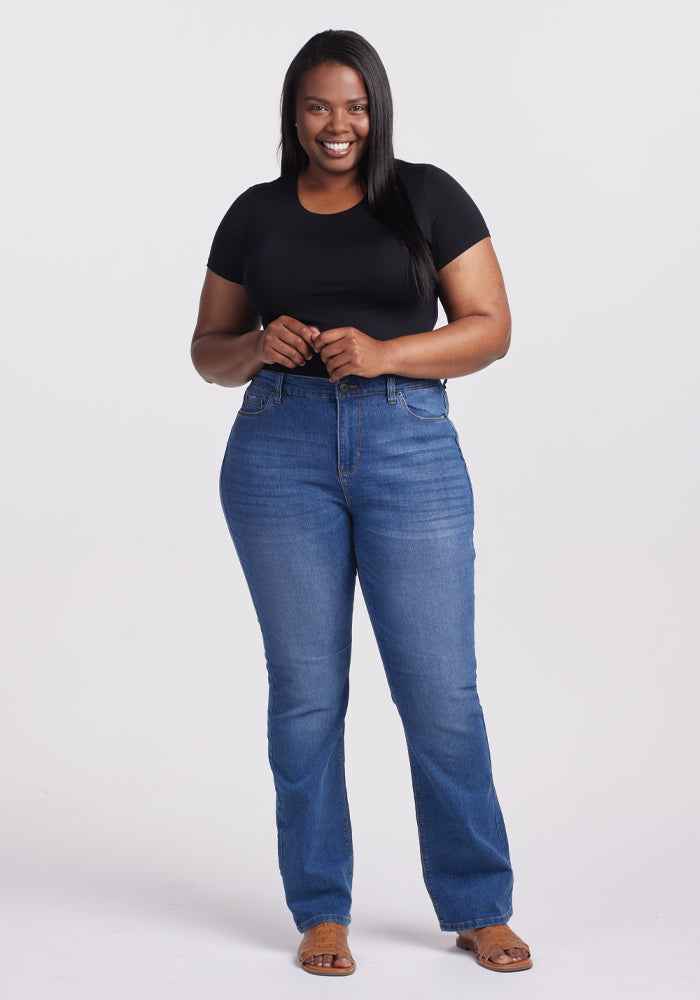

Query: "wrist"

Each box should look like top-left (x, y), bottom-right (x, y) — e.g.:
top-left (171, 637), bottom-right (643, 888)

top-left (252, 327), bottom-right (267, 364)
top-left (379, 336), bottom-right (402, 375)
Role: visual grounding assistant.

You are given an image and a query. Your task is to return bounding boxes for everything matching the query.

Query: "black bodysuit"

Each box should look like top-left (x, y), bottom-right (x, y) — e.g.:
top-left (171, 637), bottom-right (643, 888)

top-left (207, 160), bottom-right (490, 378)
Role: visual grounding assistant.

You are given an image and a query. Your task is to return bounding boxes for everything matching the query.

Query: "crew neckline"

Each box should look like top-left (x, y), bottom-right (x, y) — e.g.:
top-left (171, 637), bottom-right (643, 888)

top-left (294, 175), bottom-right (367, 217)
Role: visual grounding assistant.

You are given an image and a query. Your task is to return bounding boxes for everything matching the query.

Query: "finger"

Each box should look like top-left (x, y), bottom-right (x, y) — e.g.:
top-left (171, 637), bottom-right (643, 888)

top-left (277, 329), bottom-right (313, 361)
top-left (318, 336), bottom-right (349, 363)
top-left (258, 332), bottom-right (297, 367)
top-left (266, 325), bottom-right (313, 363)
top-left (267, 318), bottom-right (314, 352)
top-left (270, 343), bottom-right (312, 367)
top-left (271, 351), bottom-right (309, 368)
top-left (319, 348), bottom-right (345, 369)
top-left (324, 354), bottom-right (359, 381)
top-left (281, 318), bottom-right (317, 344)
top-left (328, 364), bottom-right (356, 382)
top-left (261, 330), bottom-right (311, 367)
top-left (311, 327), bottom-right (347, 350)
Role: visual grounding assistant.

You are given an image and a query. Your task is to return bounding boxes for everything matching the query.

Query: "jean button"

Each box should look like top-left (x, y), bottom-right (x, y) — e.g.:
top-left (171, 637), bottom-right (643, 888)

top-left (340, 383), bottom-right (349, 392)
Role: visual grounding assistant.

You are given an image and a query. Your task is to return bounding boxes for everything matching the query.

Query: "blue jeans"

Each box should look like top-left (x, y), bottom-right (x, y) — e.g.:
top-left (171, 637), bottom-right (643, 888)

top-left (219, 370), bottom-right (514, 933)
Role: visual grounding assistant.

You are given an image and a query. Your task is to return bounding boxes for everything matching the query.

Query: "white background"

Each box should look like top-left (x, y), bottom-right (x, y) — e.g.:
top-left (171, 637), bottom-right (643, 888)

top-left (2, 0), bottom-right (699, 997)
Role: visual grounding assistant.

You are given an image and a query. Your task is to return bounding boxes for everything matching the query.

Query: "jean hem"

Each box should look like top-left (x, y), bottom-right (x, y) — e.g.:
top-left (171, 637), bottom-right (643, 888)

top-left (297, 913), bottom-right (352, 933)
top-left (439, 907), bottom-right (513, 932)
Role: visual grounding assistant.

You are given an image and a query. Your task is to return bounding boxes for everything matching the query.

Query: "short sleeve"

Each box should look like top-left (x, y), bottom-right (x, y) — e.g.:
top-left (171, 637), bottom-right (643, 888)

top-left (423, 164), bottom-right (490, 270)
top-left (206, 189), bottom-right (252, 283)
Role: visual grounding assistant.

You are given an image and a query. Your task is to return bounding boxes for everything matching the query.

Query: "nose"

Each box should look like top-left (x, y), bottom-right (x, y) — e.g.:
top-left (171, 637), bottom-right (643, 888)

top-left (327, 108), bottom-right (350, 134)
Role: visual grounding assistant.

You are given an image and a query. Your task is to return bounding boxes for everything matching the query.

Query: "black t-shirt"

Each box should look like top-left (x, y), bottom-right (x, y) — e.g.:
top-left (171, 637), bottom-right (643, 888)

top-left (207, 160), bottom-right (490, 378)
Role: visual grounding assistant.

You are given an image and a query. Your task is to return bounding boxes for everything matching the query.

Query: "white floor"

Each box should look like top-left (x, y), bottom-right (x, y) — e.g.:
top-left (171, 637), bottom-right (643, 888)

top-left (2, 784), bottom-right (697, 1000)
top-left (3, 878), bottom-right (696, 1000)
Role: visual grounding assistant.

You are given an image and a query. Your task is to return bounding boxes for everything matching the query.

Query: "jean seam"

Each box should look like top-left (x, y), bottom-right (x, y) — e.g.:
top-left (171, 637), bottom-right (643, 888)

top-left (405, 739), bottom-right (443, 921)
top-left (337, 475), bottom-right (354, 515)
top-left (267, 683), bottom-right (288, 872)
top-left (298, 913), bottom-right (352, 932)
top-left (281, 391), bottom-right (335, 398)
top-left (440, 908), bottom-right (513, 931)
top-left (446, 417), bottom-right (462, 447)
top-left (336, 727), bottom-right (353, 857)
top-left (236, 395), bottom-right (275, 417)
top-left (354, 559), bottom-right (443, 922)
top-left (446, 420), bottom-right (476, 514)
top-left (341, 397), bottom-right (361, 475)
top-left (397, 389), bottom-right (449, 422)
top-left (337, 398), bottom-right (361, 480)
top-left (260, 379), bottom-right (442, 400)
top-left (285, 388), bottom-right (386, 397)
top-left (492, 783), bottom-right (508, 856)
top-left (480, 716), bottom-right (508, 858)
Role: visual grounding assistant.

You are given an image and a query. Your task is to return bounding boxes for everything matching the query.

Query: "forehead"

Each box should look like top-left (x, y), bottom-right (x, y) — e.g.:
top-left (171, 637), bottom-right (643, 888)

top-left (297, 61), bottom-right (367, 101)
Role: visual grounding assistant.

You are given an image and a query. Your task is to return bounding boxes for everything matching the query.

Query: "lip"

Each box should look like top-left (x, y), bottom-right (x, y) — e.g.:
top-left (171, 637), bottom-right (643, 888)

top-left (318, 140), bottom-right (355, 157)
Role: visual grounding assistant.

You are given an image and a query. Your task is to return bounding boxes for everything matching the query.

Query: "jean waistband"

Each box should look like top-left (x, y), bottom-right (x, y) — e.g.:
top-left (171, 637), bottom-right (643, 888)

top-left (250, 369), bottom-right (444, 401)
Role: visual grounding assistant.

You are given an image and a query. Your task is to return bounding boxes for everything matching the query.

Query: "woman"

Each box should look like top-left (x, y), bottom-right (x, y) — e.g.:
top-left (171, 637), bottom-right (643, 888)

top-left (191, 29), bottom-right (531, 977)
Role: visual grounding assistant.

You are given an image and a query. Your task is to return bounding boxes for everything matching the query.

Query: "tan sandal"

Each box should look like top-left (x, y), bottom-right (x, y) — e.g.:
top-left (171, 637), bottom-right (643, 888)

top-left (456, 924), bottom-right (532, 972)
top-left (297, 921), bottom-right (356, 976)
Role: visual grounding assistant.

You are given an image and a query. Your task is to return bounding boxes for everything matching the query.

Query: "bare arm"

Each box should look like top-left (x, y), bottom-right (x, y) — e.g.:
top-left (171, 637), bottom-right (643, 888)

top-left (312, 237), bottom-right (512, 382)
top-left (383, 237), bottom-right (511, 377)
top-left (190, 269), bottom-right (317, 388)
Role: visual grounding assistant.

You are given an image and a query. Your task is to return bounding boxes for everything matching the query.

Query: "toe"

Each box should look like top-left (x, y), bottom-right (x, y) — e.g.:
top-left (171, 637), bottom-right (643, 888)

top-left (489, 948), bottom-right (512, 965)
top-left (505, 947), bottom-right (528, 962)
top-left (304, 953), bottom-right (352, 969)
top-left (303, 951), bottom-right (353, 971)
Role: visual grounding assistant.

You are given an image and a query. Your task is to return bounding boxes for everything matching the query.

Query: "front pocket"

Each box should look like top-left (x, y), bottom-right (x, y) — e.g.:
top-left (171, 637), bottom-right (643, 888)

top-left (237, 382), bottom-right (275, 416)
top-left (397, 384), bottom-right (448, 422)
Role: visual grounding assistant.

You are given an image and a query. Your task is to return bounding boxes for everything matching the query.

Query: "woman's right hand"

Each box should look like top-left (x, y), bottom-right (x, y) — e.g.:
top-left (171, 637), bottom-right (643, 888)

top-left (191, 271), bottom-right (320, 387)
top-left (256, 316), bottom-right (319, 369)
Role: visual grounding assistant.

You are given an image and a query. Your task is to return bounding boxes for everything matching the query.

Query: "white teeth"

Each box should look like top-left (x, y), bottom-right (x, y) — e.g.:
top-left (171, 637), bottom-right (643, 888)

top-left (322, 142), bottom-right (351, 151)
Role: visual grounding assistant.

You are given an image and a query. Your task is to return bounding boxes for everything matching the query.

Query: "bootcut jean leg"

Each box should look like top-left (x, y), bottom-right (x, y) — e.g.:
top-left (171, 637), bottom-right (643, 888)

top-left (339, 378), bottom-right (514, 929)
top-left (219, 376), bottom-right (356, 932)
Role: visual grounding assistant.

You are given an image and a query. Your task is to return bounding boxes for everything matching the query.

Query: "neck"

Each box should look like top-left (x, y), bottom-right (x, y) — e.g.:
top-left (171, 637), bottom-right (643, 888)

top-left (302, 167), bottom-right (362, 190)
top-left (296, 170), bottom-right (367, 215)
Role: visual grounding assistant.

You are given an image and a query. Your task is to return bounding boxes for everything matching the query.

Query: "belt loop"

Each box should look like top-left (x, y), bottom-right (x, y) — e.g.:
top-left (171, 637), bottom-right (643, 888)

top-left (273, 373), bottom-right (284, 403)
top-left (386, 375), bottom-right (396, 404)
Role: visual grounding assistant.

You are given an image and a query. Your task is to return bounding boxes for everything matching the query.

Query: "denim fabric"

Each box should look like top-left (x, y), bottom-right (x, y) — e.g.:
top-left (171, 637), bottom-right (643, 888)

top-left (219, 370), bottom-right (514, 933)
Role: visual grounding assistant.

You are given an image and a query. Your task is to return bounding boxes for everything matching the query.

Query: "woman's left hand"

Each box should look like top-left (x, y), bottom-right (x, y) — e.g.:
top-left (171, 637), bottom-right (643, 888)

top-left (311, 326), bottom-right (388, 382)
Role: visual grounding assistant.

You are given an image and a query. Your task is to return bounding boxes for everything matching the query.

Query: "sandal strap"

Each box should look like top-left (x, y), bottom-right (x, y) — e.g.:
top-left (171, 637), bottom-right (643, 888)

top-left (464, 925), bottom-right (530, 963)
top-left (297, 922), bottom-right (353, 965)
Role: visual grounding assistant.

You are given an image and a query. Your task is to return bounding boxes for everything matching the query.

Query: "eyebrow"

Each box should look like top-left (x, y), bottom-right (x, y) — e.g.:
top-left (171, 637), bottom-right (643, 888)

top-left (302, 95), bottom-right (368, 103)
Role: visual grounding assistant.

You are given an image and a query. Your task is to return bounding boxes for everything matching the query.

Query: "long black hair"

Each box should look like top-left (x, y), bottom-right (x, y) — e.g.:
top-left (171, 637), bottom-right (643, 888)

top-left (280, 30), bottom-right (436, 299)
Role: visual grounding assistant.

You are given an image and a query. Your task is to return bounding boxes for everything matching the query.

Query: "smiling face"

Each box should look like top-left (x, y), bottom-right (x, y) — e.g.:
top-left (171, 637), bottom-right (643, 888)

top-left (294, 61), bottom-right (370, 181)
